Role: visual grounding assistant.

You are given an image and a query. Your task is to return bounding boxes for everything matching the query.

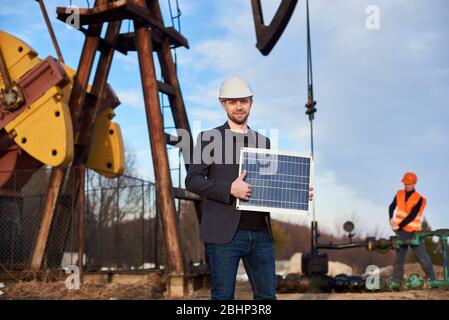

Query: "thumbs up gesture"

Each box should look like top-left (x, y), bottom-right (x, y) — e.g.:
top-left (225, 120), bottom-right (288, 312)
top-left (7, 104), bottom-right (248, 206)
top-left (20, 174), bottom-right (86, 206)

top-left (231, 170), bottom-right (252, 201)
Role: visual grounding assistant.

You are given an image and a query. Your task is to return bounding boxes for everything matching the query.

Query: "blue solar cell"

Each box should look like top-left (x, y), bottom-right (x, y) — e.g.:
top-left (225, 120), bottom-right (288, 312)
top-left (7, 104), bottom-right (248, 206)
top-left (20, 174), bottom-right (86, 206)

top-left (236, 148), bottom-right (313, 214)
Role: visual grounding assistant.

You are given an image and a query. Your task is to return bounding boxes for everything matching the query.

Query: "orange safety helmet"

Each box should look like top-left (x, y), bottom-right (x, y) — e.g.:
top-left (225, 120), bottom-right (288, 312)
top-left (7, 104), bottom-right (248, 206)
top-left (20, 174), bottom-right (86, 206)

top-left (401, 172), bottom-right (418, 185)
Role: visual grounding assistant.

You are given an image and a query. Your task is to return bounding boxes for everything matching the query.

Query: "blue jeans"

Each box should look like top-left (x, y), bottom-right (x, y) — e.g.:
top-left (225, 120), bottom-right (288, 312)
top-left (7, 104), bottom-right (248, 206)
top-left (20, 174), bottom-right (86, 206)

top-left (205, 229), bottom-right (276, 300)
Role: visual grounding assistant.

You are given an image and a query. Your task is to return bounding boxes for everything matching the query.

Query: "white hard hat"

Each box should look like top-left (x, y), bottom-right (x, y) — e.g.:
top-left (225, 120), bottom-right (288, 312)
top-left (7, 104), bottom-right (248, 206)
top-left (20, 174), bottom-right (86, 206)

top-left (218, 76), bottom-right (254, 99)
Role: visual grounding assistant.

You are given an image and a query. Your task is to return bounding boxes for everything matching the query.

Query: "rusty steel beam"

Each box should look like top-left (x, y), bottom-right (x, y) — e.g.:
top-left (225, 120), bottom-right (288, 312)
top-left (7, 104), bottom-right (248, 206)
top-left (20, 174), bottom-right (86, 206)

top-left (165, 132), bottom-right (180, 146)
top-left (56, 0), bottom-right (188, 49)
top-left (67, 15), bottom-right (105, 127)
top-left (29, 168), bottom-right (65, 270)
top-left (92, 27), bottom-right (186, 56)
top-left (72, 21), bottom-right (122, 281)
top-left (148, 0), bottom-right (203, 225)
top-left (157, 80), bottom-right (175, 96)
top-left (30, 0), bottom-right (107, 272)
top-left (132, 0), bottom-right (183, 276)
top-left (76, 21), bottom-right (122, 162)
top-left (115, 27), bottom-right (188, 54)
top-left (148, 0), bottom-right (192, 166)
top-left (147, 2), bottom-right (188, 118)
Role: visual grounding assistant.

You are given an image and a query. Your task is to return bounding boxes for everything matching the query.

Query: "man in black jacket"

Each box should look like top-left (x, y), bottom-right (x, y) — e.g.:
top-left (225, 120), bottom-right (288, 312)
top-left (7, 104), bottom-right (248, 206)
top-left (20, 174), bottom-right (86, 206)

top-left (185, 76), bottom-right (275, 300)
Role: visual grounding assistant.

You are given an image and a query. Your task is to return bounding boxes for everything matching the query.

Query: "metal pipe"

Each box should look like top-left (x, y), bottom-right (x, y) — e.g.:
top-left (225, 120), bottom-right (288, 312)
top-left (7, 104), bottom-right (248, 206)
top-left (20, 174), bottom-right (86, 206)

top-left (441, 238), bottom-right (448, 281)
top-left (317, 242), bottom-right (366, 250)
top-left (0, 47), bottom-right (12, 88)
top-left (36, 0), bottom-right (65, 63)
top-left (311, 220), bottom-right (318, 254)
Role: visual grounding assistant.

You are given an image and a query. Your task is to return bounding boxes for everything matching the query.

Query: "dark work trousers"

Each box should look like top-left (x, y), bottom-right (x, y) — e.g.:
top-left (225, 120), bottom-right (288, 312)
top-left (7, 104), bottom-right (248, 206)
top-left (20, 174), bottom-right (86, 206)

top-left (392, 230), bottom-right (436, 281)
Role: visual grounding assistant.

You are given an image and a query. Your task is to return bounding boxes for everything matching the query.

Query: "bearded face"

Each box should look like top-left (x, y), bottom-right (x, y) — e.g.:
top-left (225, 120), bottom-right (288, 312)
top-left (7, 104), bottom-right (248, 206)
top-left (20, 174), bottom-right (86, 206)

top-left (220, 97), bottom-right (252, 125)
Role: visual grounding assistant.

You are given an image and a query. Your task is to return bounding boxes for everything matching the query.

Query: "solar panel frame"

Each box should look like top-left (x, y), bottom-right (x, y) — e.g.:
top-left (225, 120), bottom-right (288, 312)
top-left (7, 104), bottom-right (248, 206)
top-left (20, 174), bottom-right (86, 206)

top-left (236, 147), bottom-right (314, 215)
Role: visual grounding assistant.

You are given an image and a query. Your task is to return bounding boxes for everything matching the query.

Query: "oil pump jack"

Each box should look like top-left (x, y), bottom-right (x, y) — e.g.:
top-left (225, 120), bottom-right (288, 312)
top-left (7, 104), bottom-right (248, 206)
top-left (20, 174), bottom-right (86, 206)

top-left (1, 0), bottom-right (446, 296)
top-left (0, 0), bottom-right (300, 296)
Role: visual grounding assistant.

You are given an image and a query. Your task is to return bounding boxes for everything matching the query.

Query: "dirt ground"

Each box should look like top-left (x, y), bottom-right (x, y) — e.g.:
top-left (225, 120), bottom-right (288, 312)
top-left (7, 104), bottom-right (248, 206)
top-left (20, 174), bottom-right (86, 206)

top-left (1, 264), bottom-right (448, 300)
top-left (188, 281), bottom-right (449, 300)
top-left (187, 262), bottom-right (449, 300)
top-left (2, 280), bottom-right (448, 300)
top-left (0, 273), bottom-right (166, 300)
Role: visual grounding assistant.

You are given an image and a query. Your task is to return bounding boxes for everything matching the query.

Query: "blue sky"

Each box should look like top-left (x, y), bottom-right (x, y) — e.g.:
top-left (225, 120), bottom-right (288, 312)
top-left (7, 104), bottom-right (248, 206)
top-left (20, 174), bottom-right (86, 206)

top-left (1, 0), bottom-right (448, 236)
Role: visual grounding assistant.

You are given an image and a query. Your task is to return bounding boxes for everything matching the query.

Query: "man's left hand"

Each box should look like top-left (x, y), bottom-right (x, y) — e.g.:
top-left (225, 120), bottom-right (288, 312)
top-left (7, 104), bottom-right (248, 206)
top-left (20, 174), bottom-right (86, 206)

top-left (390, 219), bottom-right (399, 231)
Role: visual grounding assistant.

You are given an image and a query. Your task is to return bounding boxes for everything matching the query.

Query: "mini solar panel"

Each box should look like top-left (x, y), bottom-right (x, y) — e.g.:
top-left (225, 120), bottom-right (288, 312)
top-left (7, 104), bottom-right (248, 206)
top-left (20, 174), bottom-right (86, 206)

top-left (236, 147), bottom-right (313, 214)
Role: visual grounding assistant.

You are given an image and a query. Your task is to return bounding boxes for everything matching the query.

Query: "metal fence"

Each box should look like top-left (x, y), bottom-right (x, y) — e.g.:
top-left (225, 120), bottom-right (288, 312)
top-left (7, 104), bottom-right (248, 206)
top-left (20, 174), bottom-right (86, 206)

top-left (0, 166), bottom-right (180, 273)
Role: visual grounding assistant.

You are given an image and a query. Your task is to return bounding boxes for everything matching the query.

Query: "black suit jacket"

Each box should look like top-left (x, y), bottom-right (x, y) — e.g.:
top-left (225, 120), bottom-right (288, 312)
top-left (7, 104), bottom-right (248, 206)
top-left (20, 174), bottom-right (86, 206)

top-left (185, 121), bottom-right (273, 244)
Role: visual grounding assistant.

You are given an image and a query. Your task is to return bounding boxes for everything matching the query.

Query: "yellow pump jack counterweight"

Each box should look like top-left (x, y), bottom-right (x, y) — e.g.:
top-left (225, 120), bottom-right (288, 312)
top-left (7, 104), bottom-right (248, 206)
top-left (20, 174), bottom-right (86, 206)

top-left (0, 30), bottom-right (124, 186)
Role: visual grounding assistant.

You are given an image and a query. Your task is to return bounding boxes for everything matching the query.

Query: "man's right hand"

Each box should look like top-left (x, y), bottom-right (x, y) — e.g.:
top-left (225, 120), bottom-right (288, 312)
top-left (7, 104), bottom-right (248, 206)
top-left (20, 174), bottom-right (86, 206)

top-left (231, 170), bottom-right (252, 201)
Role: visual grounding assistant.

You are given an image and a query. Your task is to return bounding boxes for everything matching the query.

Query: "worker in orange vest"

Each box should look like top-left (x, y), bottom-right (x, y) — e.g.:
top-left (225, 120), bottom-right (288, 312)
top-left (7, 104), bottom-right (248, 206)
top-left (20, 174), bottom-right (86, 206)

top-left (388, 172), bottom-right (435, 289)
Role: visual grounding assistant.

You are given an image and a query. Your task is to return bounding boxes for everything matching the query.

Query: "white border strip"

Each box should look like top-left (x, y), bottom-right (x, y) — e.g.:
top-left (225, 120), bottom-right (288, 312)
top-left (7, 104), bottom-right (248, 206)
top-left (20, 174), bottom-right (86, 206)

top-left (236, 147), bottom-right (314, 215)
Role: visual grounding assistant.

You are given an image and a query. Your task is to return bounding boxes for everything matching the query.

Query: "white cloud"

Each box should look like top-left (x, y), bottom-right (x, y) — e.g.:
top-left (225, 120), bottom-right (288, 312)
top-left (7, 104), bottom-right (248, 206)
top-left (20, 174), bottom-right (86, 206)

top-left (313, 170), bottom-right (392, 237)
top-left (188, 107), bottom-right (224, 123)
top-left (271, 169), bottom-right (392, 238)
top-left (184, 81), bottom-right (221, 108)
top-left (114, 52), bottom-right (138, 72)
top-left (115, 89), bottom-right (144, 109)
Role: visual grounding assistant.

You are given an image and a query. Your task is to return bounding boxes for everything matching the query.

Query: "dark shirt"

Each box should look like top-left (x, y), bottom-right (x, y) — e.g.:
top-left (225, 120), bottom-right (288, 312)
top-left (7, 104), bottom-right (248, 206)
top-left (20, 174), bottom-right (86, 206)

top-left (389, 189), bottom-right (423, 230)
top-left (230, 131), bottom-right (268, 231)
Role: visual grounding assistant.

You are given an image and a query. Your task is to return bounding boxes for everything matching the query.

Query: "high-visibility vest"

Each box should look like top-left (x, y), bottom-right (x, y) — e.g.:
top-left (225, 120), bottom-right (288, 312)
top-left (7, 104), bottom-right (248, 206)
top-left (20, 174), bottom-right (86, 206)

top-left (391, 190), bottom-right (426, 232)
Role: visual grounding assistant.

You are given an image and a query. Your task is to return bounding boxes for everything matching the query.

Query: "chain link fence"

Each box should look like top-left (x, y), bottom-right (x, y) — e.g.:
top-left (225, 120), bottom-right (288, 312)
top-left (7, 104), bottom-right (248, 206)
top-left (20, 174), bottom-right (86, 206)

top-left (0, 166), bottom-right (203, 274)
top-left (84, 168), bottom-right (159, 271)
